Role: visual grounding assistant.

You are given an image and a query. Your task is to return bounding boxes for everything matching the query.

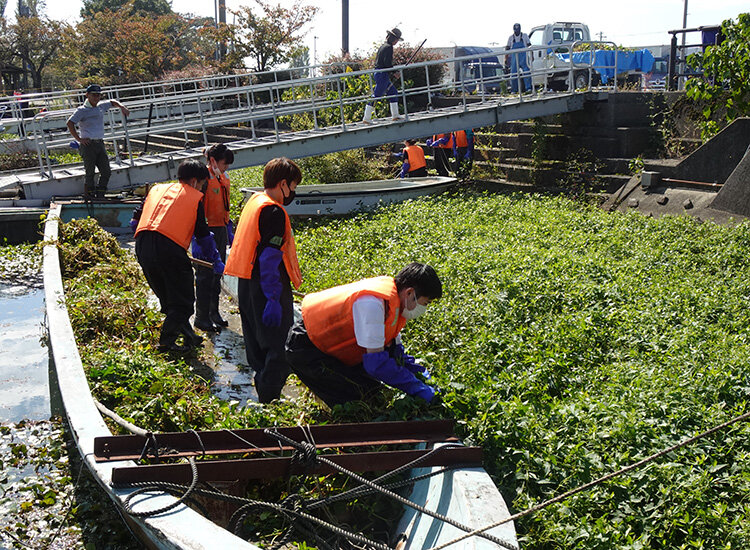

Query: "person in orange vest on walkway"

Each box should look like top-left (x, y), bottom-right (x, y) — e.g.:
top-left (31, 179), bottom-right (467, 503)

top-left (224, 157), bottom-right (303, 403)
top-left (285, 263), bottom-right (441, 408)
top-left (452, 129), bottom-right (475, 179)
top-left (426, 132), bottom-right (454, 177)
top-left (133, 160), bottom-right (225, 352)
top-left (394, 139), bottom-right (427, 178)
top-left (193, 143), bottom-right (235, 332)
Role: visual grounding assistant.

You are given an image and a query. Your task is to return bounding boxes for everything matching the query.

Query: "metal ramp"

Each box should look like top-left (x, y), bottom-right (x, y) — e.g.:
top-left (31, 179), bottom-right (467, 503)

top-left (1, 43), bottom-right (617, 201)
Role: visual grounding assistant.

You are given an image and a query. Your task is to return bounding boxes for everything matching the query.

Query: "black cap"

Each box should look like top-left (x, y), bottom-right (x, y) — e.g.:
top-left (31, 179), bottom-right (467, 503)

top-left (86, 84), bottom-right (102, 94)
top-left (387, 27), bottom-right (403, 42)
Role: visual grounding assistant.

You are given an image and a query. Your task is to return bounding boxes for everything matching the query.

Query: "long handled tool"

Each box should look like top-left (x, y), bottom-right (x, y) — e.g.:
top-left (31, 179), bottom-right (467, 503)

top-left (404, 39), bottom-right (427, 67)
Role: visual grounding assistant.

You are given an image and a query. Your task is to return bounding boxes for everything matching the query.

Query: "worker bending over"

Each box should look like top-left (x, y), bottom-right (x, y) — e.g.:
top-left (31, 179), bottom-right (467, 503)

top-left (285, 263), bottom-right (441, 408)
top-left (224, 158), bottom-right (303, 403)
top-left (394, 139), bottom-right (427, 178)
top-left (426, 133), bottom-right (454, 177)
top-left (133, 160), bottom-right (225, 352)
top-left (193, 143), bottom-right (235, 332)
top-left (452, 129), bottom-right (474, 179)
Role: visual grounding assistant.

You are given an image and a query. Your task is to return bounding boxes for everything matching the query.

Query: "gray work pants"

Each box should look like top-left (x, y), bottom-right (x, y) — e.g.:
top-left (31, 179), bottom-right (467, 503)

top-left (79, 139), bottom-right (111, 196)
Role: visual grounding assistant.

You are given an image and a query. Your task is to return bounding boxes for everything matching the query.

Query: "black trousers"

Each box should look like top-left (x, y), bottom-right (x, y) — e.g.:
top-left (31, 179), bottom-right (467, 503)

top-left (407, 166), bottom-right (428, 178)
top-left (433, 147), bottom-right (452, 177)
top-left (454, 147), bottom-right (473, 178)
top-left (135, 231), bottom-right (194, 346)
top-left (238, 267), bottom-right (294, 403)
top-left (285, 318), bottom-right (381, 408)
top-left (195, 224), bottom-right (227, 315)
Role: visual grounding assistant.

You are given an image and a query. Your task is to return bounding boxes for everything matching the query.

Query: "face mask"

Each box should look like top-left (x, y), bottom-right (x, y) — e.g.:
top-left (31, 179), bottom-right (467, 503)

top-left (402, 292), bottom-right (428, 320)
top-left (282, 189), bottom-right (296, 206)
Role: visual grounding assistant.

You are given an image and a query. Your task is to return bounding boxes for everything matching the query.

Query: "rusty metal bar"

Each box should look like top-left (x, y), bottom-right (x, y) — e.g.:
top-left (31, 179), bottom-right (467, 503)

top-left (111, 446), bottom-right (483, 484)
top-left (661, 177), bottom-right (723, 189)
top-left (95, 420), bottom-right (459, 462)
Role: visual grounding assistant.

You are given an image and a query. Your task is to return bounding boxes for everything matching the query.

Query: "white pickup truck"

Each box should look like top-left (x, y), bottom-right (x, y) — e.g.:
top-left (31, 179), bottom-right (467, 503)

top-left (527, 22), bottom-right (592, 90)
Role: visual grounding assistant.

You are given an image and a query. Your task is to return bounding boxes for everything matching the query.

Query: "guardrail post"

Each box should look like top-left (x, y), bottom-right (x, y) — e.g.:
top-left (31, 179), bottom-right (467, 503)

top-left (336, 77), bottom-right (347, 131)
top-left (400, 69), bottom-right (409, 121)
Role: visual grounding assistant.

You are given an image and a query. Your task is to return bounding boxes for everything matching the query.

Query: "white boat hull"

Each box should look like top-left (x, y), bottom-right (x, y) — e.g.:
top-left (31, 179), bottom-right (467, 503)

top-left (241, 176), bottom-right (456, 216)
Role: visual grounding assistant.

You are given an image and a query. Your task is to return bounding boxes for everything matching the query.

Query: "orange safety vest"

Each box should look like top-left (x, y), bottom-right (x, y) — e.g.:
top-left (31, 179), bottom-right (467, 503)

top-left (204, 168), bottom-right (230, 227)
top-left (135, 182), bottom-right (203, 250)
top-left (302, 276), bottom-right (407, 366)
top-left (454, 130), bottom-right (469, 148)
top-left (404, 145), bottom-right (426, 172)
top-left (224, 192), bottom-right (302, 288)
top-left (432, 133), bottom-right (454, 149)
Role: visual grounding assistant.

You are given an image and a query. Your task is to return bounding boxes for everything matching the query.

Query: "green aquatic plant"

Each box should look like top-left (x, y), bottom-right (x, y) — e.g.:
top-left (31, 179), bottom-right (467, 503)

top-left (58, 186), bottom-right (750, 548)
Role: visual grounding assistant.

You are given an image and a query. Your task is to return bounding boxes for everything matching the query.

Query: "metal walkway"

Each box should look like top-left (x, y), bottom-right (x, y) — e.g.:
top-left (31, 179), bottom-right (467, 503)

top-left (1, 43), bottom-right (618, 201)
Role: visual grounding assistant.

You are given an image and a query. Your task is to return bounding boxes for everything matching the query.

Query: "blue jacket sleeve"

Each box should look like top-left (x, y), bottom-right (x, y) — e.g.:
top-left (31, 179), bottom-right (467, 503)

top-left (362, 351), bottom-right (435, 402)
top-left (399, 161), bottom-right (410, 178)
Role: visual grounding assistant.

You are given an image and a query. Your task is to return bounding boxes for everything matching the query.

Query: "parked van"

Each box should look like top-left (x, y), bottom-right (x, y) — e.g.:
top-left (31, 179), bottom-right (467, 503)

top-left (432, 46), bottom-right (505, 93)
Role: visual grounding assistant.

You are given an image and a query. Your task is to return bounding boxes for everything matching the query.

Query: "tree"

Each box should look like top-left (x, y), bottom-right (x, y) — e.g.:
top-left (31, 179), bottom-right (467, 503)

top-left (686, 13), bottom-right (750, 138)
top-left (81, 0), bottom-right (171, 18)
top-left (64, 5), bottom-right (213, 85)
top-left (203, 0), bottom-right (317, 73)
top-left (4, 15), bottom-right (66, 89)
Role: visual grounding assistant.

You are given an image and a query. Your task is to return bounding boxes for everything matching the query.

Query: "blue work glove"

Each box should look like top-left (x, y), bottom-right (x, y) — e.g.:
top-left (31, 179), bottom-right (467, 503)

top-left (192, 233), bottom-right (224, 273)
top-left (391, 343), bottom-right (430, 378)
top-left (128, 218), bottom-right (138, 232)
top-left (426, 139), bottom-right (434, 147)
top-left (226, 220), bottom-right (234, 246)
top-left (258, 246), bottom-right (283, 327)
top-left (399, 162), bottom-right (409, 179)
top-left (362, 350), bottom-right (436, 402)
top-left (69, 140), bottom-right (79, 150)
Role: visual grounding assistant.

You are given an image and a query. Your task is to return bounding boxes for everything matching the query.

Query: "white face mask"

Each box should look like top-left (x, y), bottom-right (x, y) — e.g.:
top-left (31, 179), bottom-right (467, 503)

top-left (402, 292), bottom-right (428, 320)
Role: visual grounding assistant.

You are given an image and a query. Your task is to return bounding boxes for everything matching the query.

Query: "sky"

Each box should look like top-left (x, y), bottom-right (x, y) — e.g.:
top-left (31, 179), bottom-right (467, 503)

top-left (35, 0), bottom-right (750, 62)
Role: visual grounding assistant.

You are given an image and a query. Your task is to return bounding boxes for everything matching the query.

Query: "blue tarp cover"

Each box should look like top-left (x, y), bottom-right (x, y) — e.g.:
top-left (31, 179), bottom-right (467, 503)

top-left (556, 49), bottom-right (655, 84)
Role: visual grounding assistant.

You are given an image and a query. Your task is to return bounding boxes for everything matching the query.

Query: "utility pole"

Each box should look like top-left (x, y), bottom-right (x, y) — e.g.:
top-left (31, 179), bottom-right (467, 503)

top-left (215, 0), bottom-right (227, 61)
top-left (597, 31), bottom-right (606, 42)
top-left (680, 0), bottom-right (688, 89)
top-left (342, 0), bottom-right (349, 56)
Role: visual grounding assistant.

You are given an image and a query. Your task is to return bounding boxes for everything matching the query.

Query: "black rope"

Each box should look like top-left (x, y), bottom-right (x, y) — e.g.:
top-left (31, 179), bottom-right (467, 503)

top-left (264, 428), bottom-right (517, 550)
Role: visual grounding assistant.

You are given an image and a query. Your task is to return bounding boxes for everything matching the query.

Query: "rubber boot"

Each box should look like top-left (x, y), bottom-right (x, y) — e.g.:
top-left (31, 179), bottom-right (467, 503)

top-left (194, 305), bottom-right (219, 332)
top-left (159, 316), bottom-right (189, 352)
top-left (180, 321), bottom-right (204, 347)
top-left (209, 293), bottom-right (228, 327)
top-left (389, 101), bottom-right (401, 120)
top-left (363, 104), bottom-right (374, 124)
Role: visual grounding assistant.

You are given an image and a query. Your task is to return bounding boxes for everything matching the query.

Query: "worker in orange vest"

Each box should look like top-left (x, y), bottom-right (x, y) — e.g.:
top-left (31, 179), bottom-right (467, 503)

top-left (193, 143), bottom-right (235, 332)
top-left (224, 157), bottom-right (303, 403)
top-left (426, 133), bottom-right (454, 177)
top-left (452, 129), bottom-right (475, 179)
top-left (394, 139), bottom-right (428, 178)
top-left (133, 160), bottom-right (225, 352)
top-left (285, 263), bottom-right (441, 408)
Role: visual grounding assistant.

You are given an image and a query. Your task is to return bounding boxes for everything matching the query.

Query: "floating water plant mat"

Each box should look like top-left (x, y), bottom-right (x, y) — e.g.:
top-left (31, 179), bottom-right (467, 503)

top-left (60, 184), bottom-right (750, 548)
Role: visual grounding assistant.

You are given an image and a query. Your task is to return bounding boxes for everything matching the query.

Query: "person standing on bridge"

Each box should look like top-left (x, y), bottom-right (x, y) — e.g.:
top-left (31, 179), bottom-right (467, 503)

top-left (393, 139), bottom-right (427, 178)
top-left (192, 144), bottom-right (235, 333)
top-left (505, 23), bottom-right (532, 94)
top-left (133, 160), bottom-right (225, 353)
top-left (284, 262), bottom-right (441, 408)
top-left (224, 158), bottom-right (303, 403)
top-left (363, 27), bottom-right (403, 124)
top-left (66, 84), bottom-right (130, 198)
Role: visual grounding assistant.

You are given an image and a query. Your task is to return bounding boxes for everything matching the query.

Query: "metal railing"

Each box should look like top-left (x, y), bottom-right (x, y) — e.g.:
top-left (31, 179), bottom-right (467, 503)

top-left (19, 44), bottom-right (623, 180)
